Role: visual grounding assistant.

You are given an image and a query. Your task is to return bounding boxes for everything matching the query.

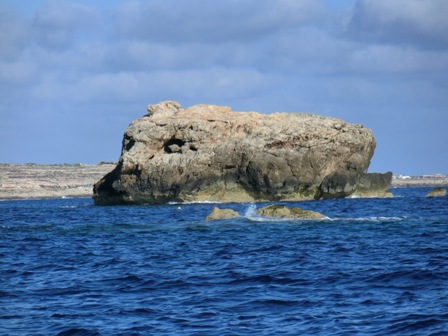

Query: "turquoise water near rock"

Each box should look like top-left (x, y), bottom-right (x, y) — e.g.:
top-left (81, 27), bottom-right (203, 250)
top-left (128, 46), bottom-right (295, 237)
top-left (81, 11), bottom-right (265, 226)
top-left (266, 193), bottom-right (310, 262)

top-left (1, 188), bottom-right (447, 335)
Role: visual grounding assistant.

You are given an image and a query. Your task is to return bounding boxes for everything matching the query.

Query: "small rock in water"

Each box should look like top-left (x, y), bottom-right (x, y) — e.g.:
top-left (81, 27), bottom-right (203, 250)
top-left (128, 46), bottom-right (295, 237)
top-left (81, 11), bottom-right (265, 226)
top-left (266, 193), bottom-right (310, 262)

top-left (426, 187), bottom-right (446, 197)
top-left (257, 204), bottom-right (325, 219)
top-left (205, 207), bottom-right (240, 221)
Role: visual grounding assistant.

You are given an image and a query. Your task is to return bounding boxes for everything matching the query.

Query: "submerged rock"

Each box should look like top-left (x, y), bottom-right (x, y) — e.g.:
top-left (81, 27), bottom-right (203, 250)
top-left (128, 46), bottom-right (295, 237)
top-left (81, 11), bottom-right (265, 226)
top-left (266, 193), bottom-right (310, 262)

top-left (426, 187), bottom-right (446, 197)
top-left (205, 207), bottom-right (240, 221)
top-left (94, 101), bottom-right (380, 205)
top-left (257, 204), bottom-right (326, 219)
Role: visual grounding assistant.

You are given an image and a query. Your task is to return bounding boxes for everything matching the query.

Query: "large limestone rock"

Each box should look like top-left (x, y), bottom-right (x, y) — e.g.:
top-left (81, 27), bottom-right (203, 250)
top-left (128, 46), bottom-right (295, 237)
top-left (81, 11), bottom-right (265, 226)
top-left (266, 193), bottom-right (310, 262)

top-left (93, 101), bottom-right (378, 205)
top-left (257, 204), bottom-right (326, 219)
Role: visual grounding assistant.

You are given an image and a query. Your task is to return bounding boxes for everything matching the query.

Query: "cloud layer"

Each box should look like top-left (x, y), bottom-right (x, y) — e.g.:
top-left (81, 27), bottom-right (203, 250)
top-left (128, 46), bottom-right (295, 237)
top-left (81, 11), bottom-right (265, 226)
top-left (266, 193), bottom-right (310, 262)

top-left (1, 0), bottom-right (447, 174)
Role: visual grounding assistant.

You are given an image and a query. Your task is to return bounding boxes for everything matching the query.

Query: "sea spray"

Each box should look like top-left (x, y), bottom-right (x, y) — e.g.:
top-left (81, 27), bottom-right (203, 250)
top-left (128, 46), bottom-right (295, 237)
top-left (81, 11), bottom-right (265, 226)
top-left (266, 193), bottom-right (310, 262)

top-left (244, 203), bottom-right (265, 221)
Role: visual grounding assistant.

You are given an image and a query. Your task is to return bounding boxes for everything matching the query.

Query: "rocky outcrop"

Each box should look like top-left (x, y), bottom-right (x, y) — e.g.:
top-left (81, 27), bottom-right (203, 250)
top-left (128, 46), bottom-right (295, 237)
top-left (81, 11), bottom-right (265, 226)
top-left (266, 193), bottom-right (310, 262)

top-left (354, 172), bottom-right (393, 197)
top-left (426, 187), bottom-right (446, 197)
top-left (205, 207), bottom-right (240, 221)
top-left (257, 204), bottom-right (326, 219)
top-left (94, 101), bottom-right (378, 205)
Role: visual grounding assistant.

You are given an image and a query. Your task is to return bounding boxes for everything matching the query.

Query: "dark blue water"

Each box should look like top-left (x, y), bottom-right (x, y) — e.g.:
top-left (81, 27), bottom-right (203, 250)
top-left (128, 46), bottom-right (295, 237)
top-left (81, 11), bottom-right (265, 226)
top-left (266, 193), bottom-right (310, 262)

top-left (1, 187), bottom-right (447, 335)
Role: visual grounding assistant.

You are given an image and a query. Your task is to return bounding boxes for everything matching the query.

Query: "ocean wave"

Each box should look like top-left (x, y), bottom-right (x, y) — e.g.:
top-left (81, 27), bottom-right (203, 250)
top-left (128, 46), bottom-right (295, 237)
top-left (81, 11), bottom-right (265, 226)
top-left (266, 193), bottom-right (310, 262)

top-left (0, 223), bottom-right (54, 231)
top-left (168, 200), bottom-right (224, 205)
top-left (378, 313), bottom-right (448, 335)
top-left (55, 328), bottom-right (100, 336)
top-left (243, 203), bottom-right (407, 223)
top-left (328, 216), bottom-right (407, 222)
top-left (2, 192), bottom-right (448, 335)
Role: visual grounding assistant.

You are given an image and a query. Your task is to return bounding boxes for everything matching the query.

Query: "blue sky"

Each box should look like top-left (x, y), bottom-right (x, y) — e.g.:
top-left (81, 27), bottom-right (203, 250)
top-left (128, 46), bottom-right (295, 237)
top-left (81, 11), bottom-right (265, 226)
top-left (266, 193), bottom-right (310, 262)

top-left (1, 0), bottom-right (447, 175)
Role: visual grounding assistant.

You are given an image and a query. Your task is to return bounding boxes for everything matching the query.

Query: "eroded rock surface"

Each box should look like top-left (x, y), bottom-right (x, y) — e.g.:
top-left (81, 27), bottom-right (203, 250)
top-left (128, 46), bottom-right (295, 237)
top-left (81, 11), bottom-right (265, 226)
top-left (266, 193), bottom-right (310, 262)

top-left (94, 101), bottom-right (379, 205)
top-left (355, 172), bottom-right (393, 198)
top-left (205, 207), bottom-right (240, 221)
top-left (257, 204), bottom-right (326, 219)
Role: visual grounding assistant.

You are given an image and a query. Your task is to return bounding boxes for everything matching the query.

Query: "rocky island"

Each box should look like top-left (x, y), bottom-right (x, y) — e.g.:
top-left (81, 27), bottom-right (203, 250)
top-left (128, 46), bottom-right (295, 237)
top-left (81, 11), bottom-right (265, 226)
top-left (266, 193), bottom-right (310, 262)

top-left (93, 101), bottom-right (391, 205)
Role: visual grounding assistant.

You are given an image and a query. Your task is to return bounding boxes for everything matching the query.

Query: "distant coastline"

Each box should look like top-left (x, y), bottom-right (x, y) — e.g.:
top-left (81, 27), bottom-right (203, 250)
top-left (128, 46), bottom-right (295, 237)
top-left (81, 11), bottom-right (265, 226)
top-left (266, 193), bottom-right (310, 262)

top-left (0, 163), bottom-right (446, 200)
top-left (391, 174), bottom-right (448, 188)
top-left (0, 163), bottom-right (115, 200)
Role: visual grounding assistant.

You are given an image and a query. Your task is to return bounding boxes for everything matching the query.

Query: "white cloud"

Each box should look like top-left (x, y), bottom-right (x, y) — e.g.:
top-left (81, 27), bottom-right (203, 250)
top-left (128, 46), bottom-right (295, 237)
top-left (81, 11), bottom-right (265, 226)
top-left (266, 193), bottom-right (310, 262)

top-left (63, 67), bottom-right (275, 105)
top-left (32, 0), bottom-right (99, 50)
top-left (346, 45), bottom-right (448, 74)
top-left (100, 39), bottom-right (268, 75)
top-left (114, 0), bottom-right (323, 43)
top-left (348, 0), bottom-right (448, 49)
top-left (0, 0), bottom-right (447, 173)
top-left (264, 26), bottom-right (354, 75)
top-left (0, 6), bottom-right (30, 59)
top-left (0, 58), bottom-right (37, 85)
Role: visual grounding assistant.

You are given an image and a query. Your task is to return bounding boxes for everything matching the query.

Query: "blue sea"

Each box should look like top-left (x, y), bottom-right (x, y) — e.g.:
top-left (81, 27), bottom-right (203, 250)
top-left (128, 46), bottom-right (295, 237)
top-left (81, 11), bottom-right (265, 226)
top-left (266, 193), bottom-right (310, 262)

top-left (1, 187), bottom-right (447, 335)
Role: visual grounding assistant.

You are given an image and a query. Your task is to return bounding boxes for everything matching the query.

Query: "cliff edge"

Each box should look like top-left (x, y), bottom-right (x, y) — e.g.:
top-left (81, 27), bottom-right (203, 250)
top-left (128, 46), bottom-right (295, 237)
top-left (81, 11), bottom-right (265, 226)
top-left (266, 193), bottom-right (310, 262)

top-left (94, 101), bottom-right (380, 205)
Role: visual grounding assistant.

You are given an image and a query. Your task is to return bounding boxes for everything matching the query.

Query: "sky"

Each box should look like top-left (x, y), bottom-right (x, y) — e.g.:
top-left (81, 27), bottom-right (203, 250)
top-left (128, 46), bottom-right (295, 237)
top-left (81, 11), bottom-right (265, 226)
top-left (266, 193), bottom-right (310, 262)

top-left (1, 0), bottom-right (447, 175)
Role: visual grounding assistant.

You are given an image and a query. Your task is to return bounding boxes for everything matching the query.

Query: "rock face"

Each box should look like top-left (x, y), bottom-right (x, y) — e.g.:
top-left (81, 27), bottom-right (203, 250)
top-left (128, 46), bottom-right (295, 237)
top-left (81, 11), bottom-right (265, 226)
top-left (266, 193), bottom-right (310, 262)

top-left (205, 207), bottom-right (240, 221)
top-left (355, 172), bottom-right (393, 198)
top-left (257, 204), bottom-right (326, 219)
top-left (93, 101), bottom-right (378, 205)
top-left (426, 187), bottom-right (446, 197)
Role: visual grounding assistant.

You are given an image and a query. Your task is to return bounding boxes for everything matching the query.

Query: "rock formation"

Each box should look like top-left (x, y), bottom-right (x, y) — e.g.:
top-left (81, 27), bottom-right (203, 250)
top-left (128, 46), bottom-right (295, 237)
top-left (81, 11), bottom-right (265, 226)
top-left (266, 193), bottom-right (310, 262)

top-left (426, 187), bottom-right (446, 197)
top-left (205, 207), bottom-right (240, 221)
top-left (94, 101), bottom-right (382, 205)
top-left (257, 204), bottom-right (326, 219)
top-left (355, 172), bottom-right (393, 198)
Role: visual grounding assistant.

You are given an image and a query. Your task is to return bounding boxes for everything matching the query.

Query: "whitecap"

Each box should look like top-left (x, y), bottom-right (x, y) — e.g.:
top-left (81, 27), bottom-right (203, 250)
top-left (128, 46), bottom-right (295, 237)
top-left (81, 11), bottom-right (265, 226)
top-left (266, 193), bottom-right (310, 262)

top-left (328, 216), bottom-right (406, 222)
top-left (168, 200), bottom-right (223, 205)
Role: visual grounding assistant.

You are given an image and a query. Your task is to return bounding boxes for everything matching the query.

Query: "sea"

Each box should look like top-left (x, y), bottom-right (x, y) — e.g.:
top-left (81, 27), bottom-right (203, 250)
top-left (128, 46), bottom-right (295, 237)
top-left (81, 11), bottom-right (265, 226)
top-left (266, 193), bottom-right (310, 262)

top-left (1, 187), bottom-right (447, 336)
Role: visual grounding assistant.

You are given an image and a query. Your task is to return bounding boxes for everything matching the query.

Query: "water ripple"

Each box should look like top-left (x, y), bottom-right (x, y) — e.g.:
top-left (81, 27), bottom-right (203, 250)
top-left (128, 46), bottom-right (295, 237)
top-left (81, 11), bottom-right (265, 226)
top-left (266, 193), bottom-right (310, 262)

top-left (1, 188), bottom-right (448, 335)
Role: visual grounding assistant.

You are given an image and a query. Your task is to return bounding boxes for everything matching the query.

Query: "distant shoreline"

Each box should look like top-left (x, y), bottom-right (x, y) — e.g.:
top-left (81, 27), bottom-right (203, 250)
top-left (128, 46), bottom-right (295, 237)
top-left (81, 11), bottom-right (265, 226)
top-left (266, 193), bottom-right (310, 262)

top-left (0, 163), bottom-right (446, 200)
top-left (0, 163), bottom-right (115, 200)
top-left (391, 176), bottom-right (448, 188)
